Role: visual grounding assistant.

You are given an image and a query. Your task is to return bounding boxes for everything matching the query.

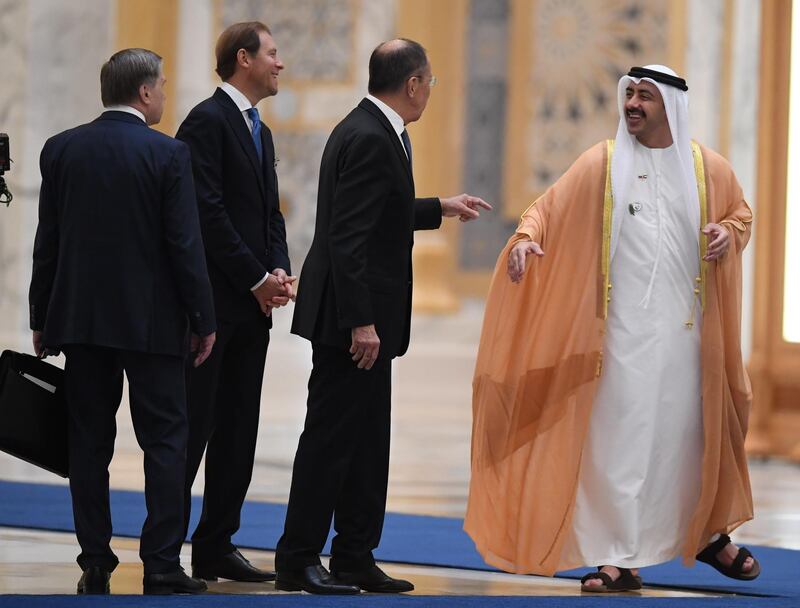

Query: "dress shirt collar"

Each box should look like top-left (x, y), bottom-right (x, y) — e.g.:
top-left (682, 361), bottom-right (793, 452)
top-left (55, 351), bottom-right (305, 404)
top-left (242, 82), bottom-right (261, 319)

top-left (366, 94), bottom-right (405, 137)
top-left (103, 105), bottom-right (146, 123)
top-left (220, 81), bottom-right (253, 112)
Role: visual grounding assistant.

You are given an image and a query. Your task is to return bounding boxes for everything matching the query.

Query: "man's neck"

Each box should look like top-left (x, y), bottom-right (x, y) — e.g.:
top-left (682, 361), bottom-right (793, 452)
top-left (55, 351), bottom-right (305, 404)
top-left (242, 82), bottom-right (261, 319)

top-left (225, 76), bottom-right (260, 106)
top-left (106, 103), bottom-right (150, 125)
top-left (635, 132), bottom-right (673, 149)
top-left (370, 93), bottom-right (410, 125)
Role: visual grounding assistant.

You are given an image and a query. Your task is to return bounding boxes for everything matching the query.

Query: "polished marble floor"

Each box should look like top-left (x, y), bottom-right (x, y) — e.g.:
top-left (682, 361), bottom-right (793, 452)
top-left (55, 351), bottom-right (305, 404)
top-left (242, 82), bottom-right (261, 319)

top-left (1, 300), bottom-right (799, 596)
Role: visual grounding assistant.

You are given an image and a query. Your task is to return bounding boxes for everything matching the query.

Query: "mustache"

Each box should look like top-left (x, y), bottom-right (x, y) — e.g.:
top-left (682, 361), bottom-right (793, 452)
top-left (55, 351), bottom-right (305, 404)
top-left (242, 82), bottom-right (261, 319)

top-left (626, 108), bottom-right (645, 118)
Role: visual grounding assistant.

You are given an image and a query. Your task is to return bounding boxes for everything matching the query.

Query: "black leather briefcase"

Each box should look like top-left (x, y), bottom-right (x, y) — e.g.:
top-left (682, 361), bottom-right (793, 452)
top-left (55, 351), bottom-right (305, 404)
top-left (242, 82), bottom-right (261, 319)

top-left (0, 350), bottom-right (68, 477)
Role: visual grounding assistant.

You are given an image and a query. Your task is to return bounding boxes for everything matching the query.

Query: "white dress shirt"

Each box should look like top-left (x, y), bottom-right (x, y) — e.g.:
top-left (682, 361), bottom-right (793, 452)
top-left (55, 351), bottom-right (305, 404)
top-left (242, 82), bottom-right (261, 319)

top-left (104, 104), bottom-right (146, 123)
top-left (365, 94), bottom-right (408, 159)
top-left (220, 81), bottom-right (257, 131)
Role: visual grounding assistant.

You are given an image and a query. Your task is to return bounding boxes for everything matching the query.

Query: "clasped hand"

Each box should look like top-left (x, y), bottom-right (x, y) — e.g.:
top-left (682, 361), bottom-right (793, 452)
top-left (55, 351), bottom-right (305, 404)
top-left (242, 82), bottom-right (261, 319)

top-left (252, 268), bottom-right (297, 315)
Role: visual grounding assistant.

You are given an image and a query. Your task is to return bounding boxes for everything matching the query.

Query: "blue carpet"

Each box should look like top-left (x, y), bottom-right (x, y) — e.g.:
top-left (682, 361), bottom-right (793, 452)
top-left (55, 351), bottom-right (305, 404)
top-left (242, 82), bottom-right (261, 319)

top-left (0, 480), bottom-right (797, 599)
top-left (0, 597), bottom-right (798, 608)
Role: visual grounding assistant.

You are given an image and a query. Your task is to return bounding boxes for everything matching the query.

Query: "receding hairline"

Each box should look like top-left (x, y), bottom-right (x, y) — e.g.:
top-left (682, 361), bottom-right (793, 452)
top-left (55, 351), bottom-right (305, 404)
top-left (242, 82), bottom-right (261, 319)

top-left (374, 38), bottom-right (426, 65)
top-left (375, 38), bottom-right (408, 54)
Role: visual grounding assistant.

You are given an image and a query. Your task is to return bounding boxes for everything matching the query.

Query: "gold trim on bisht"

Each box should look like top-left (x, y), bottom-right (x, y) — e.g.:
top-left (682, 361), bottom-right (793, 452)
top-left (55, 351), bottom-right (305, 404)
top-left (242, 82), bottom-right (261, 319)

top-left (601, 139), bottom-right (615, 320)
top-left (691, 141), bottom-right (708, 313)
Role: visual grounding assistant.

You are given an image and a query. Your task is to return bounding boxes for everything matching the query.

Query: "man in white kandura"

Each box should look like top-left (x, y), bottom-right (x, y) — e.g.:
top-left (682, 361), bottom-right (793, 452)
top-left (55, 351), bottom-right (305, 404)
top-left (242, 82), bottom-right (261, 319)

top-left (467, 65), bottom-right (759, 593)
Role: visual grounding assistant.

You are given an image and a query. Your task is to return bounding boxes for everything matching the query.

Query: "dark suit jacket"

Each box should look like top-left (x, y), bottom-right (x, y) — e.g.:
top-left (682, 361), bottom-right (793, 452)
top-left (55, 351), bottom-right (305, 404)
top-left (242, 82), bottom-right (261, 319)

top-left (291, 98), bottom-right (442, 359)
top-left (176, 88), bottom-right (291, 325)
top-left (29, 111), bottom-right (215, 356)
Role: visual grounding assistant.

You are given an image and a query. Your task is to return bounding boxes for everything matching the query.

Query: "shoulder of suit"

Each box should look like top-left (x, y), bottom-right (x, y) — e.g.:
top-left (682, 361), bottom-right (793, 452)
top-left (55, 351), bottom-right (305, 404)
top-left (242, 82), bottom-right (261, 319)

top-left (183, 95), bottom-right (224, 121)
top-left (336, 119), bottom-right (394, 151)
top-left (129, 125), bottom-right (186, 154)
top-left (339, 107), bottom-right (393, 137)
top-left (42, 121), bottom-right (101, 158)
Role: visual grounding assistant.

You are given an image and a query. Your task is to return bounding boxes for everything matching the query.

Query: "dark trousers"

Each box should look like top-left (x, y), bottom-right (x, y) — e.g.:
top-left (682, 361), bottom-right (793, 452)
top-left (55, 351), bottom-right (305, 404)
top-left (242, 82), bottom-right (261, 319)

top-left (63, 345), bottom-right (187, 575)
top-left (184, 316), bottom-right (269, 563)
top-left (275, 343), bottom-right (392, 572)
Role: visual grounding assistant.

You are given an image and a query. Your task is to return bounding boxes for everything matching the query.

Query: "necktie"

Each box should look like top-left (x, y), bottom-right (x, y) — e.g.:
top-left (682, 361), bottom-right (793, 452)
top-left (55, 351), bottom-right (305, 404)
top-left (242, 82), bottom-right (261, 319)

top-left (400, 129), bottom-right (413, 168)
top-left (245, 107), bottom-right (263, 163)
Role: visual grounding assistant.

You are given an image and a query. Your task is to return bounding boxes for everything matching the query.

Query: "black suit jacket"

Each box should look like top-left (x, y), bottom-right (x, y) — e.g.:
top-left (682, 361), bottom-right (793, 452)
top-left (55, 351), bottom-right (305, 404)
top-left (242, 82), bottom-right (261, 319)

top-left (291, 98), bottom-right (441, 359)
top-left (29, 111), bottom-right (215, 356)
top-left (176, 88), bottom-right (291, 324)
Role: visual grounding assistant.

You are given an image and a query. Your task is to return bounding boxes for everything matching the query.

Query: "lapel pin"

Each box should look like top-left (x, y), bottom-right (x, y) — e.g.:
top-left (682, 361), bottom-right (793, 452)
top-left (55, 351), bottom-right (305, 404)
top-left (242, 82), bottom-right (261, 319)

top-left (628, 202), bottom-right (642, 215)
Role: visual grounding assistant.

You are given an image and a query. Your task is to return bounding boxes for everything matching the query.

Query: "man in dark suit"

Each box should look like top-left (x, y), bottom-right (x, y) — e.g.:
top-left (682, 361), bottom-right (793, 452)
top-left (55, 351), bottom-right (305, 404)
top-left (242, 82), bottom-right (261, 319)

top-left (29, 48), bottom-right (215, 596)
top-left (274, 38), bottom-right (491, 595)
top-left (175, 21), bottom-right (293, 583)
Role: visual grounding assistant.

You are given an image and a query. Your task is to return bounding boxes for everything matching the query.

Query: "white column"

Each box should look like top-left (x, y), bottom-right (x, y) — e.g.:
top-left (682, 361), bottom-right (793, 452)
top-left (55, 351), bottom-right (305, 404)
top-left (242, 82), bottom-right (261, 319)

top-left (686, 0), bottom-right (725, 149)
top-left (727, 0), bottom-right (761, 359)
top-left (176, 0), bottom-right (215, 124)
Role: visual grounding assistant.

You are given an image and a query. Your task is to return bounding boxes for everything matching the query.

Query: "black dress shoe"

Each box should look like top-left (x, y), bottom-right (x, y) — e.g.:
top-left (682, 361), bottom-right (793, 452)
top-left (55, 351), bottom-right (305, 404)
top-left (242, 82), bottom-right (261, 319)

top-left (77, 566), bottom-right (110, 595)
top-left (332, 565), bottom-right (414, 593)
top-left (275, 564), bottom-right (361, 595)
top-left (192, 549), bottom-right (275, 582)
top-left (143, 568), bottom-right (207, 595)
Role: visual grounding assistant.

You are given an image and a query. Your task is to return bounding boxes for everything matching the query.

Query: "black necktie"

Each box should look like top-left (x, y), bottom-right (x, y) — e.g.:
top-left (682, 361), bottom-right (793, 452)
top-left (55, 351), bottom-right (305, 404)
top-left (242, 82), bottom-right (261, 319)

top-left (400, 129), bottom-right (412, 168)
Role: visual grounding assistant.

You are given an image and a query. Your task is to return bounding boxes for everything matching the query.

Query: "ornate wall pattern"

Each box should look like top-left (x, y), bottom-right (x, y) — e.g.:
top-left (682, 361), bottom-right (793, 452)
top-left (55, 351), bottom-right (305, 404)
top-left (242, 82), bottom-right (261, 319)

top-left (223, 0), bottom-right (355, 82)
top-left (459, 0), bottom-right (518, 269)
top-left (504, 0), bottom-right (673, 221)
top-left (459, 0), bottom-right (674, 270)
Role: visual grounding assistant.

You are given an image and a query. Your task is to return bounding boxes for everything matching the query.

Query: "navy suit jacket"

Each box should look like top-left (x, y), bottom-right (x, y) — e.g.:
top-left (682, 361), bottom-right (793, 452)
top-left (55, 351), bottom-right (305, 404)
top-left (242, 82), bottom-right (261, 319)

top-left (29, 111), bottom-right (216, 356)
top-left (291, 98), bottom-right (441, 359)
top-left (176, 88), bottom-right (291, 325)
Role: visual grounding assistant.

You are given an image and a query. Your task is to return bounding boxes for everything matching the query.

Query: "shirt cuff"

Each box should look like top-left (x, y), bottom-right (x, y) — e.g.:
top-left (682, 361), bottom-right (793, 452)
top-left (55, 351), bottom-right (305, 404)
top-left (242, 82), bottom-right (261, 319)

top-left (251, 272), bottom-right (270, 291)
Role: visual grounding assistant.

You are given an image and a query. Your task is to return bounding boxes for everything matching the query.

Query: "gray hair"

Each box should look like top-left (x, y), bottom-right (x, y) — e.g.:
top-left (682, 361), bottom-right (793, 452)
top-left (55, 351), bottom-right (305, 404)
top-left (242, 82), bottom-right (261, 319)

top-left (100, 48), bottom-right (162, 106)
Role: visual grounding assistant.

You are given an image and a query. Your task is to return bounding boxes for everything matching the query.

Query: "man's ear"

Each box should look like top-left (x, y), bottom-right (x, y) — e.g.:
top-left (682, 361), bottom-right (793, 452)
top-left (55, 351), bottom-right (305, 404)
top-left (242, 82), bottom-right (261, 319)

top-left (138, 83), bottom-right (151, 105)
top-left (236, 47), bottom-right (250, 69)
top-left (406, 76), bottom-right (418, 99)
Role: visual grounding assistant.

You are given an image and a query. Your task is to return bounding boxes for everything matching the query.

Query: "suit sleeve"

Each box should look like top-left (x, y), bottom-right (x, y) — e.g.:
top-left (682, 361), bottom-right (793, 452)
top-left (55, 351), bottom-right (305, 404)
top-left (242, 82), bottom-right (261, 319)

top-left (29, 141), bottom-right (59, 331)
top-left (414, 197), bottom-right (442, 230)
top-left (263, 128), bottom-right (291, 274)
top-left (328, 131), bottom-right (393, 329)
top-left (162, 143), bottom-right (217, 336)
top-left (176, 107), bottom-right (267, 291)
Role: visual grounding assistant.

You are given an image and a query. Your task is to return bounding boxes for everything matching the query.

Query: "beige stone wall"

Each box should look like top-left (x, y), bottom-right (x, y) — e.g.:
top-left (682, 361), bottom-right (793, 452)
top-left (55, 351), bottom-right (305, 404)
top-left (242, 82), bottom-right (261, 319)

top-left (0, 0), bottom-right (114, 350)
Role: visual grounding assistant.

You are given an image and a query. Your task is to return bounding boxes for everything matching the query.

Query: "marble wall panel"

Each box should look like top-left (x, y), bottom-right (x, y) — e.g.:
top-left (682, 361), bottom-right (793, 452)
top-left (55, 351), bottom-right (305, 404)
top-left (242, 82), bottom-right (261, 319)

top-left (0, 0), bottom-right (29, 344)
top-left (728, 0), bottom-right (761, 360)
top-left (686, 0), bottom-right (725, 150)
top-left (0, 0), bottom-right (113, 347)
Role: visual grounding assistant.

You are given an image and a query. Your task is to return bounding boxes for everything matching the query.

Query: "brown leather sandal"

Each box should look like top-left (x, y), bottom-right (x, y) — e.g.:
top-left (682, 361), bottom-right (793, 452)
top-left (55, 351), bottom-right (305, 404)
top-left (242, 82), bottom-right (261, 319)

top-left (696, 534), bottom-right (761, 581)
top-left (580, 566), bottom-right (643, 593)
